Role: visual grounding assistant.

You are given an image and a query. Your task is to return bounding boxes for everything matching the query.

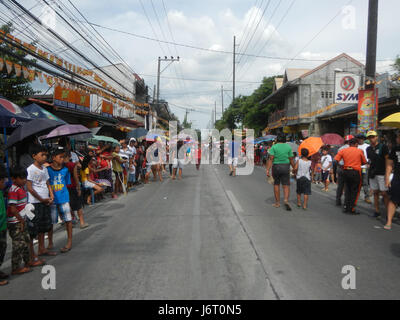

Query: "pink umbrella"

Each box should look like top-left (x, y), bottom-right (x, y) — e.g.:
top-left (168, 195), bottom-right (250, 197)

top-left (321, 133), bottom-right (344, 146)
top-left (43, 124), bottom-right (92, 140)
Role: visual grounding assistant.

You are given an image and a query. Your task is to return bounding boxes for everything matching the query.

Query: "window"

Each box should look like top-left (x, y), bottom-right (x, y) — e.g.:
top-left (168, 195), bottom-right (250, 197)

top-left (321, 92), bottom-right (325, 98)
top-left (329, 92), bottom-right (333, 99)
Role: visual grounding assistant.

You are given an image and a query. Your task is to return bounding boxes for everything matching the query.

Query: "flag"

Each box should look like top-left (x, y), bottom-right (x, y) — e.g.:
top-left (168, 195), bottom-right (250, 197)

top-left (14, 63), bottom-right (21, 77)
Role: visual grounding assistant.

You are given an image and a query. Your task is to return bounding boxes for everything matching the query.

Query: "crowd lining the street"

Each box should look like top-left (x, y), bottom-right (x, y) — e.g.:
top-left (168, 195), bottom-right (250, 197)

top-left (260, 131), bottom-right (400, 230)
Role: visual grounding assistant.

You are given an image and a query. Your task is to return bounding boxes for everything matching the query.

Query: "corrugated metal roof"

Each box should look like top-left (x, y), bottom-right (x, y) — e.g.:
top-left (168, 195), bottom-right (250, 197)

top-left (285, 69), bottom-right (311, 82)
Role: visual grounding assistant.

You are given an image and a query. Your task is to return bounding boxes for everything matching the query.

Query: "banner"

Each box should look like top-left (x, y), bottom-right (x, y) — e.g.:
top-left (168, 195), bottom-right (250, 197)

top-left (75, 91), bottom-right (90, 112)
top-left (335, 72), bottom-right (360, 104)
top-left (101, 100), bottom-right (114, 118)
top-left (358, 88), bottom-right (379, 133)
top-left (54, 85), bottom-right (77, 109)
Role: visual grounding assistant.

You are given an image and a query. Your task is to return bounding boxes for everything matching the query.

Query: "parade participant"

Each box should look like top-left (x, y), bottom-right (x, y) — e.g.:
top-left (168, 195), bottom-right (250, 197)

top-left (26, 144), bottom-right (56, 257)
top-left (334, 138), bottom-right (367, 214)
top-left (356, 134), bottom-right (372, 204)
top-left (196, 142), bottom-right (201, 171)
top-left (384, 132), bottom-right (400, 230)
top-left (228, 138), bottom-right (239, 177)
top-left (266, 134), bottom-right (295, 211)
top-left (321, 146), bottom-right (333, 192)
top-left (366, 131), bottom-right (390, 218)
top-left (172, 140), bottom-right (185, 180)
top-left (336, 135), bottom-right (353, 206)
top-left (0, 164), bottom-right (9, 285)
top-left (47, 148), bottom-right (73, 253)
top-left (294, 148), bottom-right (312, 210)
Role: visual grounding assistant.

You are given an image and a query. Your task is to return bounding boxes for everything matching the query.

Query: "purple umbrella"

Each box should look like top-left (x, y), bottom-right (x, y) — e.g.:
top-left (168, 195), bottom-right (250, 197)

top-left (43, 124), bottom-right (92, 140)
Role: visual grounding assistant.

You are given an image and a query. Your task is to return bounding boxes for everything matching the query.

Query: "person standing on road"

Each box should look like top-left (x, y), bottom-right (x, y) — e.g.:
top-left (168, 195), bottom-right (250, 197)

top-left (320, 146), bottom-right (333, 192)
top-left (384, 131), bottom-right (400, 230)
top-left (336, 135), bottom-right (353, 206)
top-left (357, 134), bottom-right (372, 204)
top-left (228, 138), bottom-right (240, 177)
top-left (366, 131), bottom-right (390, 218)
top-left (294, 148), bottom-right (312, 210)
top-left (266, 134), bottom-right (295, 211)
top-left (334, 138), bottom-right (367, 215)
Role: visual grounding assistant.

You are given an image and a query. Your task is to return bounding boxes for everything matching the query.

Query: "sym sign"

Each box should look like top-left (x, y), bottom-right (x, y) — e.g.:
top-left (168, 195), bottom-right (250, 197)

top-left (335, 72), bottom-right (360, 104)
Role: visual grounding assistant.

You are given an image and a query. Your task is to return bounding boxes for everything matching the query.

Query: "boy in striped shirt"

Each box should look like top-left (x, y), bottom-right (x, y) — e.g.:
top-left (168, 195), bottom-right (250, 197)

top-left (8, 166), bottom-right (42, 275)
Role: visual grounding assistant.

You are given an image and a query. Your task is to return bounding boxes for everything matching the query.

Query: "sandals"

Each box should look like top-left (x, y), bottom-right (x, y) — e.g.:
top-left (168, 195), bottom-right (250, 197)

top-left (284, 202), bottom-right (292, 211)
top-left (384, 225), bottom-right (392, 230)
top-left (272, 203), bottom-right (280, 208)
top-left (11, 267), bottom-right (32, 275)
top-left (0, 280), bottom-right (8, 286)
top-left (28, 258), bottom-right (45, 267)
top-left (38, 251), bottom-right (57, 257)
top-left (60, 247), bottom-right (71, 253)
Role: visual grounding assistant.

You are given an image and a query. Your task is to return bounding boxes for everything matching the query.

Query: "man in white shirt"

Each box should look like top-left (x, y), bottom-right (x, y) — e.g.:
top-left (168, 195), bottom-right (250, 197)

top-left (357, 134), bottom-right (372, 204)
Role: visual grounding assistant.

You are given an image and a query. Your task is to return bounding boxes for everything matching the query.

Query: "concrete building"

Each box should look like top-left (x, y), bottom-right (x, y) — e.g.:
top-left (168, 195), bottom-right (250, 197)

top-left (262, 53), bottom-right (366, 137)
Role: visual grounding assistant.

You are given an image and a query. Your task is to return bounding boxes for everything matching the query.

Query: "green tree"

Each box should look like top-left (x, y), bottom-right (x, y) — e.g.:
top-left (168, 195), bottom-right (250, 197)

top-left (217, 76), bottom-right (277, 136)
top-left (0, 23), bottom-right (39, 105)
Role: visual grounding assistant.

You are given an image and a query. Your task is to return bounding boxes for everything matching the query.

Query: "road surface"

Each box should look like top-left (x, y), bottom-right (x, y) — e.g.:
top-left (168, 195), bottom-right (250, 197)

top-left (1, 163), bottom-right (400, 300)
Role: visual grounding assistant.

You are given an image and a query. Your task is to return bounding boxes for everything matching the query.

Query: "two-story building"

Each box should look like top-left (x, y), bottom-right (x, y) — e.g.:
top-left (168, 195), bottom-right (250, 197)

top-left (262, 53), bottom-right (365, 137)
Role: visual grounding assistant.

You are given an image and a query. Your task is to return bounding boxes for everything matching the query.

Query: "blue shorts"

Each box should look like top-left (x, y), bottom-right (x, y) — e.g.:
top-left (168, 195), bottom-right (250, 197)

top-left (50, 203), bottom-right (72, 224)
top-left (128, 173), bottom-right (136, 183)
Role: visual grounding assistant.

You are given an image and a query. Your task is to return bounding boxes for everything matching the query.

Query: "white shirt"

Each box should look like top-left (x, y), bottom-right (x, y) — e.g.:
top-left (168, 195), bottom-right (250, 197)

top-left (297, 159), bottom-right (311, 180)
top-left (358, 143), bottom-right (369, 169)
top-left (119, 148), bottom-right (133, 161)
top-left (129, 163), bottom-right (136, 175)
top-left (70, 151), bottom-right (79, 163)
top-left (321, 155), bottom-right (332, 171)
top-left (27, 164), bottom-right (50, 204)
top-left (128, 145), bottom-right (136, 156)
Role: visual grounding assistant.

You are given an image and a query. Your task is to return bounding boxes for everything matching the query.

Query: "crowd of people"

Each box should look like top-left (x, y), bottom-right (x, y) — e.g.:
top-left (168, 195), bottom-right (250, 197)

top-left (0, 135), bottom-right (195, 286)
top-left (263, 131), bottom-right (400, 230)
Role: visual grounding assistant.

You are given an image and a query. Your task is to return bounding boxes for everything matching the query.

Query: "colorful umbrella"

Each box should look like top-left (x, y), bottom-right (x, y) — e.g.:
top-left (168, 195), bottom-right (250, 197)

top-left (89, 135), bottom-right (120, 146)
top-left (381, 113), bottom-right (400, 129)
top-left (321, 133), bottom-right (344, 146)
top-left (298, 137), bottom-right (324, 156)
top-left (0, 97), bottom-right (32, 128)
top-left (43, 124), bottom-right (92, 140)
top-left (23, 103), bottom-right (66, 124)
top-left (5, 118), bottom-right (63, 149)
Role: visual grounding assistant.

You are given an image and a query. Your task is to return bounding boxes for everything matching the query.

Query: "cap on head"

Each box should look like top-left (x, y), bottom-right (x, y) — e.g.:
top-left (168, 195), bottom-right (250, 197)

top-left (366, 130), bottom-right (378, 138)
top-left (344, 135), bottom-right (354, 142)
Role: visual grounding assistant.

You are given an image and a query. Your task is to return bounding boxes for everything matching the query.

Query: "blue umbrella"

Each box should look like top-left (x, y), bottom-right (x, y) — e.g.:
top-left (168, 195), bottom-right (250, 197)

top-left (23, 103), bottom-right (66, 124)
top-left (0, 97), bottom-right (32, 128)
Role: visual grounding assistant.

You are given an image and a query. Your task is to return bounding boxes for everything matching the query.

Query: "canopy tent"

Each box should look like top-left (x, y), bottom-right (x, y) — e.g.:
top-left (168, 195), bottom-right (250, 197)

top-left (23, 103), bottom-right (66, 124)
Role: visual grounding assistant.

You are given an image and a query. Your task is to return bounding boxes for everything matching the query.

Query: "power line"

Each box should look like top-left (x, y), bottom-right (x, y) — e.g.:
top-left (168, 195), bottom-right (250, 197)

top-left (78, 19), bottom-right (393, 63)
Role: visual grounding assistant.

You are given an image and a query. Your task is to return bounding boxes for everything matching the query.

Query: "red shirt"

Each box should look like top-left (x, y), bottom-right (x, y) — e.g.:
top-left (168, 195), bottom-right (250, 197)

top-left (7, 184), bottom-right (27, 223)
top-left (65, 161), bottom-right (77, 189)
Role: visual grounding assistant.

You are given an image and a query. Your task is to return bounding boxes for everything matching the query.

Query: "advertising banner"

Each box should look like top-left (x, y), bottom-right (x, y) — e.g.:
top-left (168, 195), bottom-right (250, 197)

top-left (54, 85), bottom-right (76, 109)
top-left (101, 100), bottom-right (114, 118)
top-left (76, 91), bottom-right (90, 112)
top-left (335, 72), bottom-right (360, 104)
top-left (357, 88), bottom-right (379, 133)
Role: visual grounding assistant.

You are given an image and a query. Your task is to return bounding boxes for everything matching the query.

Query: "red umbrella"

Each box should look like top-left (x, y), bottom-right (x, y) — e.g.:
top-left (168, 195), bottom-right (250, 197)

top-left (321, 133), bottom-right (344, 146)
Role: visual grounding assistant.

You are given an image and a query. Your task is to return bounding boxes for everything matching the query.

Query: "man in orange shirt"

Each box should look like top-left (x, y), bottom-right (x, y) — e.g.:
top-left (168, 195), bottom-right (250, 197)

top-left (334, 138), bottom-right (367, 214)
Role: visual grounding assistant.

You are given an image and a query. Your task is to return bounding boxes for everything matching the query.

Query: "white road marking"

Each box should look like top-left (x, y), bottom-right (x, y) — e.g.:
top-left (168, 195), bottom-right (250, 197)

top-left (226, 190), bottom-right (244, 213)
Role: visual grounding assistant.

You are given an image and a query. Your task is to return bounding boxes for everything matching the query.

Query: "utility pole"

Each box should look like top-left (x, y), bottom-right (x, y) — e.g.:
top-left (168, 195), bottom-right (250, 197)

top-left (156, 56), bottom-right (180, 105)
top-left (221, 85), bottom-right (224, 113)
top-left (365, 0), bottom-right (379, 84)
top-left (233, 36), bottom-right (236, 102)
top-left (215, 101), bottom-right (217, 125)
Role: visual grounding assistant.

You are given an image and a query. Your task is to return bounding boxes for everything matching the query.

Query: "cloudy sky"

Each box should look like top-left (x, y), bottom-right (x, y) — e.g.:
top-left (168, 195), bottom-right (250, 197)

top-left (4, 0), bottom-right (400, 128)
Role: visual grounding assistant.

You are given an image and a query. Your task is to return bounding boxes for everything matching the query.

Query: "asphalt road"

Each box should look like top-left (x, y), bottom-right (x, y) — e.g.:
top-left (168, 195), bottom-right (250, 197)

top-left (1, 163), bottom-right (400, 300)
